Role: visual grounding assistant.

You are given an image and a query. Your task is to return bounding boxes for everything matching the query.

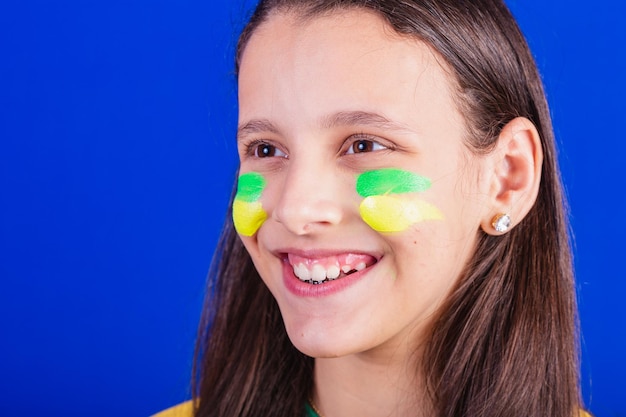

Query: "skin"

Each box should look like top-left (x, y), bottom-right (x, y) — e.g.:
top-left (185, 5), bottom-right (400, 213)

top-left (235, 9), bottom-right (543, 417)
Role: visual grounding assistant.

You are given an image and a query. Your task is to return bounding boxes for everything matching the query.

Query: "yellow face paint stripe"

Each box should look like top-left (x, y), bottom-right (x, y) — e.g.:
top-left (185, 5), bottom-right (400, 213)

top-left (233, 200), bottom-right (268, 236)
top-left (359, 195), bottom-right (443, 232)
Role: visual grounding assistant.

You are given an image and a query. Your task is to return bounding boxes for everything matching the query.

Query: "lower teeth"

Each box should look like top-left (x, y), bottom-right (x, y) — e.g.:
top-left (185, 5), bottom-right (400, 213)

top-left (307, 278), bottom-right (331, 284)
top-left (304, 274), bottom-right (350, 284)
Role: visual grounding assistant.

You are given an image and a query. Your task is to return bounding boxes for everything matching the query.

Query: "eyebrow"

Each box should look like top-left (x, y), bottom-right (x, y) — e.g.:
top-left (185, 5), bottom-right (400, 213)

top-left (237, 119), bottom-right (280, 141)
top-left (237, 110), bottom-right (411, 141)
top-left (320, 110), bottom-right (410, 132)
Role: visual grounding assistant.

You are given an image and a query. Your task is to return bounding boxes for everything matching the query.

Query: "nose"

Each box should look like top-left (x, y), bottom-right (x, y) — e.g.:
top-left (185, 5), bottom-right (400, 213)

top-left (272, 162), bottom-right (344, 235)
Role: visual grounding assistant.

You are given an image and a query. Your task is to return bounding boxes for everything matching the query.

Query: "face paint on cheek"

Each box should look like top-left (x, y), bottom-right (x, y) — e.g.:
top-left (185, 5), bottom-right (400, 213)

top-left (360, 195), bottom-right (443, 232)
top-left (356, 168), bottom-right (443, 233)
top-left (232, 172), bottom-right (268, 237)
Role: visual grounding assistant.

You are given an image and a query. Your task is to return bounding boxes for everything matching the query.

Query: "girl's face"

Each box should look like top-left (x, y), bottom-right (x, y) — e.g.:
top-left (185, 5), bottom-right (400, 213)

top-left (235, 10), bottom-right (492, 358)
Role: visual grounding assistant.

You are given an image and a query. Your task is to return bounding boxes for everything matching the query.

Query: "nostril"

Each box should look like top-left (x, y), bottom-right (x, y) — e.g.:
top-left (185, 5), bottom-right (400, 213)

top-left (273, 197), bottom-right (343, 235)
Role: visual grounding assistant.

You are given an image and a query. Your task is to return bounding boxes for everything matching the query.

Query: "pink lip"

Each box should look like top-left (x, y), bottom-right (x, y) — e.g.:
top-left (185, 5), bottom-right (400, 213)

top-left (280, 251), bottom-right (379, 297)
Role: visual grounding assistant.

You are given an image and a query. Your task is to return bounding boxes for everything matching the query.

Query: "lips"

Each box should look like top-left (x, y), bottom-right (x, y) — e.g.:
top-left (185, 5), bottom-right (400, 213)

top-left (287, 252), bottom-right (378, 284)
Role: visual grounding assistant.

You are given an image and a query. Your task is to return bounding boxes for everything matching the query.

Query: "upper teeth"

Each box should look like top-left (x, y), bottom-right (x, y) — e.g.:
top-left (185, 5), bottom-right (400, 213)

top-left (293, 261), bottom-right (367, 282)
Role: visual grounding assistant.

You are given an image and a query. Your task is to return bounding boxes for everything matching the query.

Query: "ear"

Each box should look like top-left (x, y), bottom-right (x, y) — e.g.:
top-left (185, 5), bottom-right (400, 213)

top-left (480, 117), bottom-right (543, 235)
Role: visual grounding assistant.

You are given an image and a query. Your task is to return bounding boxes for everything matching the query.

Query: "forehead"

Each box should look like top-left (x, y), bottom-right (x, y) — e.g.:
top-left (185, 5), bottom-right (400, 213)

top-left (237, 9), bottom-right (462, 137)
top-left (246, 9), bottom-right (447, 70)
top-left (240, 8), bottom-right (443, 76)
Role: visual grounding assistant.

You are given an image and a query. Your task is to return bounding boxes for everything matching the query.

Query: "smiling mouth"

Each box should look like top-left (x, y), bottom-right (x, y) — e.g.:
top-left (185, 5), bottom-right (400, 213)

top-left (287, 253), bottom-right (378, 284)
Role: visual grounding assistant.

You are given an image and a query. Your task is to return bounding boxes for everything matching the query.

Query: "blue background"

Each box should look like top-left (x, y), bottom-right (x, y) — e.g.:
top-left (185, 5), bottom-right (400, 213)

top-left (1, 1), bottom-right (624, 416)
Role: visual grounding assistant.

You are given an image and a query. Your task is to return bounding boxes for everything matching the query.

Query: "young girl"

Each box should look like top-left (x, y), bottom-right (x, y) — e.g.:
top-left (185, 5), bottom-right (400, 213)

top-left (158, 0), bottom-right (587, 416)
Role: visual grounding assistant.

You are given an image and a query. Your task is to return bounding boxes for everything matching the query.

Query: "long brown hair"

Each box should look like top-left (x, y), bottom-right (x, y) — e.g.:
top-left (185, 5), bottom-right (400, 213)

top-left (193, 1), bottom-right (580, 416)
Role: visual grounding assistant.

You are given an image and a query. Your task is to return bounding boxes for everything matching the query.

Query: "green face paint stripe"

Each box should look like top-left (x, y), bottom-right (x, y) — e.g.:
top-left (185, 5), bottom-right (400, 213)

top-left (235, 172), bottom-right (266, 202)
top-left (356, 168), bottom-right (431, 197)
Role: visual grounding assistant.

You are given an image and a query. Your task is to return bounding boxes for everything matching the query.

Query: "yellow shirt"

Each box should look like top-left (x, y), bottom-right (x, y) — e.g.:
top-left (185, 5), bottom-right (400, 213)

top-left (151, 400), bottom-right (193, 417)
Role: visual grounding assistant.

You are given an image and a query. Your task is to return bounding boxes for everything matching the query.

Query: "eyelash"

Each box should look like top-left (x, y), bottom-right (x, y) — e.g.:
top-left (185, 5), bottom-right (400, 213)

top-left (242, 134), bottom-right (390, 159)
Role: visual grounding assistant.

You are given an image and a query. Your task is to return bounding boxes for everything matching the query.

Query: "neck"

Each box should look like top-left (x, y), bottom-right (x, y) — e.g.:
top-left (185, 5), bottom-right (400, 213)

top-left (311, 344), bottom-right (431, 417)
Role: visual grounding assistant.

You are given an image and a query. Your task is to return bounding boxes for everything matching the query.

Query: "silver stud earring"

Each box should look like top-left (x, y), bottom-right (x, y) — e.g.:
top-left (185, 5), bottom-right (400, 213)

top-left (491, 213), bottom-right (511, 233)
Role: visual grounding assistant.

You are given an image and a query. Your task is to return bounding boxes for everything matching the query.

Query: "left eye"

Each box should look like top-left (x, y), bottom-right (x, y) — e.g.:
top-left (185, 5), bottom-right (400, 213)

top-left (345, 138), bottom-right (387, 154)
top-left (251, 142), bottom-right (287, 158)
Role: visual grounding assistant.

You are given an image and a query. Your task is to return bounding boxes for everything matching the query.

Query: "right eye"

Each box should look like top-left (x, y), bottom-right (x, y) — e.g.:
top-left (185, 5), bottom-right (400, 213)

top-left (249, 142), bottom-right (287, 158)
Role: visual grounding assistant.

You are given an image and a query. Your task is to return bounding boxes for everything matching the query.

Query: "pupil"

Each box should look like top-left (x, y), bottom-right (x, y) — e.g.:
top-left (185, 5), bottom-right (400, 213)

top-left (261, 145), bottom-right (272, 156)
top-left (356, 141), bottom-right (369, 152)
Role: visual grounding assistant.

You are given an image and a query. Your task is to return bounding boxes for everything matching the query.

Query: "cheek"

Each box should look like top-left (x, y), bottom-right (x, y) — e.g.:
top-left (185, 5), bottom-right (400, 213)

top-left (356, 168), bottom-right (443, 233)
top-left (232, 172), bottom-right (268, 237)
top-left (233, 200), bottom-right (267, 236)
top-left (359, 195), bottom-right (443, 232)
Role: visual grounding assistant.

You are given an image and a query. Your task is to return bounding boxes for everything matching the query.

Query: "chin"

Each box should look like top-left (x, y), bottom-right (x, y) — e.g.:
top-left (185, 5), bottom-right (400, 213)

top-left (289, 339), bottom-right (348, 359)
top-left (281, 318), bottom-right (363, 359)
